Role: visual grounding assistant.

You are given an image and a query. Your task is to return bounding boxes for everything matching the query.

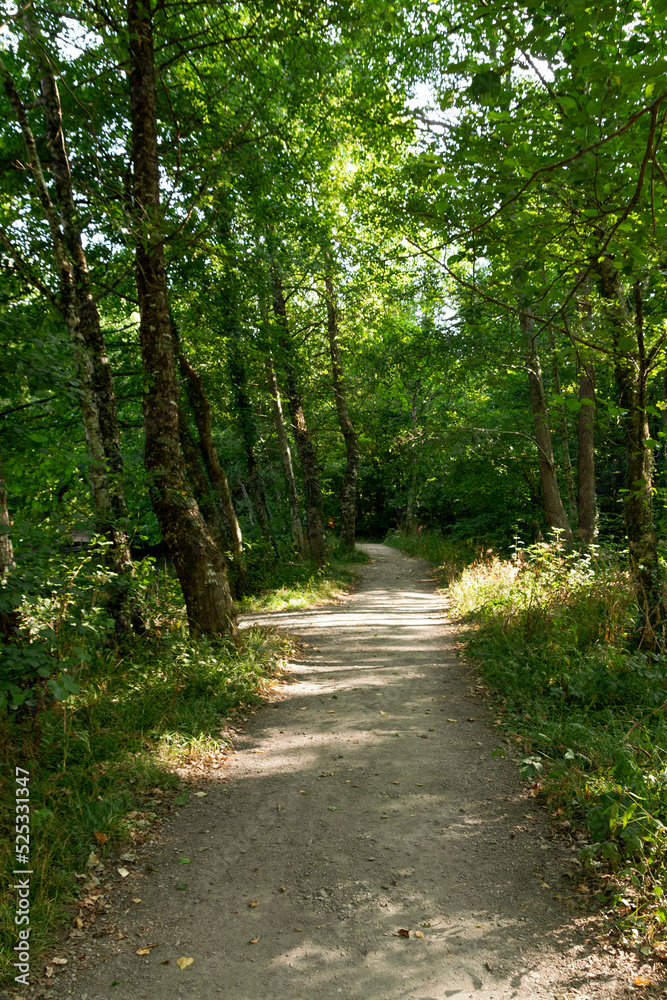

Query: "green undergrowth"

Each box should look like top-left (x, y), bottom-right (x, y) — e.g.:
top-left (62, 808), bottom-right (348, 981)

top-left (0, 544), bottom-right (293, 986)
top-left (386, 528), bottom-right (482, 583)
top-left (237, 544), bottom-right (370, 614)
top-left (398, 529), bottom-right (667, 950)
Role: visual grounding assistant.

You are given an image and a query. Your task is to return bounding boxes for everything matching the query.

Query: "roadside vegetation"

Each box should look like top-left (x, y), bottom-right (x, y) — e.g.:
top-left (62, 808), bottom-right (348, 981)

top-left (390, 528), bottom-right (667, 952)
top-left (0, 539), bottom-right (363, 984)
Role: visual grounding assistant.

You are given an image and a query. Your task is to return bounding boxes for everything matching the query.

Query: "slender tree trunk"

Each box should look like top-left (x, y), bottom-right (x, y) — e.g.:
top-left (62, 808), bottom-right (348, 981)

top-left (0, 451), bottom-right (18, 641)
top-left (178, 407), bottom-right (232, 557)
top-left (325, 275), bottom-right (360, 549)
top-left (172, 333), bottom-right (246, 582)
top-left (597, 258), bottom-right (662, 643)
top-left (521, 310), bottom-right (573, 545)
top-left (24, 17), bottom-right (131, 572)
top-left (404, 384), bottom-right (420, 534)
top-left (128, 0), bottom-right (235, 636)
top-left (271, 271), bottom-right (327, 563)
top-left (226, 332), bottom-right (276, 552)
top-left (0, 451), bottom-right (13, 580)
top-left (547, 329), bottom-right (576, 517)
top-left (265, 356), bottom-right (306, 556)
top-left (0, 56), bottom-right (116, 548)
top-left (577, 359), bottom-right (597, 545)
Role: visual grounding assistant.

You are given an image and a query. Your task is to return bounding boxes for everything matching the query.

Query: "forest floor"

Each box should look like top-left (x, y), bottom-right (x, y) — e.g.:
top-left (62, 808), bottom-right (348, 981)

top-left (18, 544), bottom-right (659, 1000)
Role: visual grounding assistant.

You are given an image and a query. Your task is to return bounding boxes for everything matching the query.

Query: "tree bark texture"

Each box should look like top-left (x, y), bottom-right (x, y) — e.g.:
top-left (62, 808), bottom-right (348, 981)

top-left (173, 335), bottom-right (246, 582)
top-left (0, 451), bottom-right (13, 580)
top-left (271, 271), bottom-right (328, 563)
top-left (521, 310), bottom-right (573, 545)
top-left (128, 0), bottom-right (236, 636)
top-left (547, 329), bottom-right (576, 517)
top-left (577, 360), bottom-right (597, 545)
top-left (404, 383), bottom-right (420, 534)
top-left (0, 55), bottom-right (119, 551)
top-left (26, 19), bottom-right (130, 567)
top-left (325, 276), bottom-right (360, 549)
top-left (265, 356), bottom-right (306, 556)
top-left (597, 258), bottom-right (662, 642)
top-left (226, 328), bottom-right (276, 552)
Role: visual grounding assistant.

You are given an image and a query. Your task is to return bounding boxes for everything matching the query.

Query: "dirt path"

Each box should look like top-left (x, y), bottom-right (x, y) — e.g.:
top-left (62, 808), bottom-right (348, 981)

top-left (45, 543), bottom-right (639, 1000)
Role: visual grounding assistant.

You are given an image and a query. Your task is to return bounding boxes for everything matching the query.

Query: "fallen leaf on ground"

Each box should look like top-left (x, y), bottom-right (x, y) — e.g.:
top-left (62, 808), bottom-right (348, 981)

top-left (45, 968), bottom-right (53, 978)
top-left (198, 847), bottom-right (209, 852)
top-left (178, 858), bottom-right (191, 864)
top-left (635, 975), bottom-right (654, 986)
top-left (176, 957), bottom-right (194, 970)
top-left (52, 957), bottom-right (67, 966)
top-left (380, 711), bottom-right (387, 715)
top-left (132, 898), bottom-right (142, 903)
top-left (136, 943), bottom-right (157, 955)
top-left (249, 938), bottom-right (259, 944)
top-left (414, 931), bottom-right (425, 939)
top-left (75, 917), bottom-right (84, 929)
top-left (117, 868), bottom-right (130, 878)
top-left (248, 900), bottom-right (259, 907)
top-left (86, 852), bottom-right (100, 867)
top-left (279, 886), bottom-right (286, 892)
top-left (176, 882), bottom-right (188, 890)
top-left (447, 718), bottom-right (457, 723)
top-left (194, 792), bottom-right (207, 797)
top-left (395, 928), bottom-right (410, 938)
top-left (94, 831), bottom-right (108, 844)
top-left (467, 717), bottom-right (475, 722)
top-left (161, 959), bottom-right (170, 965)
top-left (328, 805), bottom-right (338, 811)
top-left (294, 927), bottom-right (302, 932)
top-left (120, 852), bottom-right (136, 862)
top-left (420, 921), bottom-right (431, 927)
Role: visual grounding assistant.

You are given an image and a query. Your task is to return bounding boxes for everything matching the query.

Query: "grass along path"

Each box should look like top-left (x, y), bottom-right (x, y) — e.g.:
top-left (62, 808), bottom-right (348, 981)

top-left (40, 544), bottom-right (636, 1000)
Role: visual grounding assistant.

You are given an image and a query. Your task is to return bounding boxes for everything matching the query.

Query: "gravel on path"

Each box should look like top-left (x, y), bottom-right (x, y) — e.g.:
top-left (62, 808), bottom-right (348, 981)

top-left (41, 543), bottom-right (641, 1000)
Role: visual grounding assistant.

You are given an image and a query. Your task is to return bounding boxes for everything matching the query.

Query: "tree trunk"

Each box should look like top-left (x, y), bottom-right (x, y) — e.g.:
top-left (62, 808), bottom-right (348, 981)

top-left (172, 333), bottom-right (246, 582)
top-left (0, 451), bottom-right (13, 580)
top-left (265, 355), bottom-right (306, 556)
top-left (128, 0), bottom-right (235, 636)
top-left (24, 17), bottom-right (131, 572)
top-left (325, 275), bottom-right (360, 549)
top-left (577, 359), bottom-right (597, 545)
top-left (226, 330), bottom-right (277, 553)
top-left (521, 310), bottom-right (573, 545)
top-left (597, 258), bottom-right (662, 643)
top-left (0, 56), bottom-right (117, 550)
top-left (547, 329), bottom-right (576, 517)
top-left (404, 383), bottom-right (420, 534)
top-left (271, 271), bottom-right (328, 563)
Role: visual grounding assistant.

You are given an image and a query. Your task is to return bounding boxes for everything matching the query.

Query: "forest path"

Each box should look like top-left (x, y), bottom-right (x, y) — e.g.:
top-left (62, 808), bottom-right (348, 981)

top-left (50, 544), bottom-right (631, 1000)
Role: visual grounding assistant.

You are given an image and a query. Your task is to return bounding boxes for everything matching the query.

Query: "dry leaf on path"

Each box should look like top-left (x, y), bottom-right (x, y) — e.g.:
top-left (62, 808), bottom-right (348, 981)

top-left (176, 957), bottom-right (194, 970)
top-left (447, 718), bottom-right (457, 723)
top-left (194, 792), bottom-right (207, 797)
top-left (635, 975), bottom-right (654, 986)
top-left (414, 931), bottom-right (425, 939)
top-left (117, 868), bottom-right (130, 878)
top-left (132, 897), bottom-right (142, 903)
top-left (248, 900), bottom-right (259, 907)
top-left (136, 943), bottom-right (157, 955)
top-left (51, 957), bottom-right (67, 965)
top-left (249, 938), bottom-right (259, 944)
top-left (395, 928), bottom-right (410, 937)
top-left (93, 831), bottom-right (108, 844)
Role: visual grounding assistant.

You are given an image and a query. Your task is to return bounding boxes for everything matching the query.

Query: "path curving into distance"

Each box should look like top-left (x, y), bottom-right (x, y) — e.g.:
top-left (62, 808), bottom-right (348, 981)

top-left (47, 543), bottom-right (632, 1000)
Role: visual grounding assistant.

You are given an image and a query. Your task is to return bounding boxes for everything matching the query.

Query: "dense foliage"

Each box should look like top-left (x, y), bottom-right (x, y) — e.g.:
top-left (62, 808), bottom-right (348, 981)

top-left (2, 0), bottom-right (667, 979)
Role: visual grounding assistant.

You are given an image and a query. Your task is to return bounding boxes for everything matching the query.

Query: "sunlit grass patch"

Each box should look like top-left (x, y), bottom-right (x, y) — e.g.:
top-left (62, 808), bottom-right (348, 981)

top-left (0, 625), bottom-right (286, 985)
top-left (237, 547), bottom-right (369, 614)
top-left (398, 530), bottom-right (667, 949)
